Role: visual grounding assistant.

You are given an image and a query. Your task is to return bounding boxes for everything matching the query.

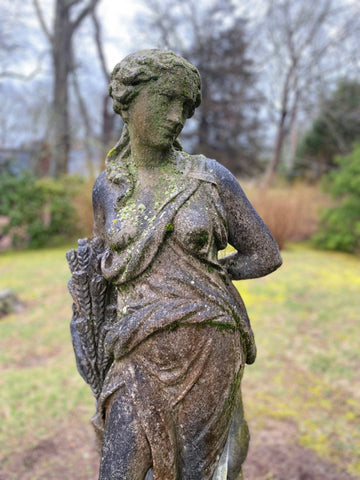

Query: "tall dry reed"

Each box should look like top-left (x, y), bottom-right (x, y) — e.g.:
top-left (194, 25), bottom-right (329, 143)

top-left (244, 183), bottom-right (330, 249)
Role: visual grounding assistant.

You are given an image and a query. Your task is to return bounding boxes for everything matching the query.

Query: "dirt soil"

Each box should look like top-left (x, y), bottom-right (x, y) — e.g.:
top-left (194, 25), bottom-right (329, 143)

top-left (243, 419), bottom-right (358, 480)
top-left (0, 418), bottom-right (357, 480)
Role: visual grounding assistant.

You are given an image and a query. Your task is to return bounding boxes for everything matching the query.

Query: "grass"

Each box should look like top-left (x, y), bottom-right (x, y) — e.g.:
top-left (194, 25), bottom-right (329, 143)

top-left (0, 244), bottom-right (359, 477)
top-left (237, 245), bottom-right (360, 476)
top-left (0, 246), bottom-right (94, 457)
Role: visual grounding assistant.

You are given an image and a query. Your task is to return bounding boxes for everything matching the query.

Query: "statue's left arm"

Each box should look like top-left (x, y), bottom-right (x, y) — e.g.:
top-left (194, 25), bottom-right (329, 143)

top-left (214, 162), bottom-right (282, 280)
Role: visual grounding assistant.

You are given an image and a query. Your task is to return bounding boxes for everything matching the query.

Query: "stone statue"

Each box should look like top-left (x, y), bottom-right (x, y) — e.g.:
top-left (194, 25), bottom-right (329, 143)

top-left (67, 49), bottom-right (282, 480)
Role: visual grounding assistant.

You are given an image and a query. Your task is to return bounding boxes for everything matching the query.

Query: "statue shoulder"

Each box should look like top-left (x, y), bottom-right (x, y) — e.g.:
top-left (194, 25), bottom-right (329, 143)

top-left (93, 171), bottom-right (108, 200)
top-left (189, 155), bottom-right (243, 195)
top-left (182, 153), bottom-right (221, 185)
top-left (92, 171), bottom-right (117, 238)
top-left (92, 171), bottom-right (117, 209)
top-left (208, 160), bottom-right (239, 188)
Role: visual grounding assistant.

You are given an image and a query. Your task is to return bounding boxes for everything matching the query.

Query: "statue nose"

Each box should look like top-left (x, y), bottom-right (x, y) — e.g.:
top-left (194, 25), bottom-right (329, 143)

top-left (167, 105), bottom-right (183, 125)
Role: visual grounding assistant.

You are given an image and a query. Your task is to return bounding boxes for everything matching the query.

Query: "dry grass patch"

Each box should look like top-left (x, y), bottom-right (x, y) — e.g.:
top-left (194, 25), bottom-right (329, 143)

top-left (243, 182), bottom-right (331, 249)
top-left (72, 177), bottom-right (95, 238)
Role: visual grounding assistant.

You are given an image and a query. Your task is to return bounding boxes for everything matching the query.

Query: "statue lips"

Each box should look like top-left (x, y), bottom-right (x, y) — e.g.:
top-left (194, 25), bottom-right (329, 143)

top-left (157, 126), bottom-right (181, 146)
top-left (164, 122), bottom-right (183, 141)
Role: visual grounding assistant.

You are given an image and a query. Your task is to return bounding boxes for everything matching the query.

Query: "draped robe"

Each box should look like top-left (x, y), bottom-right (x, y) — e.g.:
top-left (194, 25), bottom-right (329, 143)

top-left (94, 153), bottom-right (255, 479)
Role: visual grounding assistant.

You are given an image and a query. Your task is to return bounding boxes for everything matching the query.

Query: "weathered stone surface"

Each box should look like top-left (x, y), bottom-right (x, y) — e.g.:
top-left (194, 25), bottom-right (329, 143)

top-left (67, 49), bottom-right (282, 480)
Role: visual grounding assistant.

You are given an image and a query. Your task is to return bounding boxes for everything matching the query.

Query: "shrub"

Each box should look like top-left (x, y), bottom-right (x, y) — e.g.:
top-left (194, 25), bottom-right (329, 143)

top-left (245, 182), bottom-right (330, 250)
top-left (71, 177), bottom-right (94, 238)
top-left (312, 145), bottom-right (360, 254)
top-left (0, 173), bottom-right (83, 248)
top-left (295, 79), bottom-right (360, 180)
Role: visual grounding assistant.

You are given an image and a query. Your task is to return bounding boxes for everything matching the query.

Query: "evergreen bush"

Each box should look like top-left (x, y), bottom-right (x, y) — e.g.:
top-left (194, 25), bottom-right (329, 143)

top-left (312, 145), bottom-right (360, 253)
top-left (0, 172), bottom-right (82, 248)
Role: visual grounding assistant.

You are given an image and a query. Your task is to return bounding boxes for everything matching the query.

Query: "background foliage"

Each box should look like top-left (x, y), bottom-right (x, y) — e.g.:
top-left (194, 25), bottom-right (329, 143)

top-left (0, 172), bottom-right (83, 248)
top-left (296, 80), bottom-right (360, 180)
top-left (312, 145), bottom-right (360, 254)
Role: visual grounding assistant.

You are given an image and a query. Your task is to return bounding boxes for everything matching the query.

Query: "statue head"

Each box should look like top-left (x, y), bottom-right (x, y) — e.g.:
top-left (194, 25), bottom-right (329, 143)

top-left (108, 49), bottom-right (202, 122)
top-left (106, 50), bottom-right (201, 193)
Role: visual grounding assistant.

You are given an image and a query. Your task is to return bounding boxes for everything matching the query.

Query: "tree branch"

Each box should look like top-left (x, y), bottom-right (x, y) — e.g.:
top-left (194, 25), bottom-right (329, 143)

top-left (32, 0), bottom-right (53, 44)
top-left (71, 64), bottom-right (96, 177)
top-left (65, 0), bottom-right (83, 7)
top-left (0, 69), bottom-right (38, 80)
top-left (0, 51), bottom-right (46, 80)
top-left (70, 0), bottom-right (100, 34)
top-left (91, 10), bottom-right (109, 83)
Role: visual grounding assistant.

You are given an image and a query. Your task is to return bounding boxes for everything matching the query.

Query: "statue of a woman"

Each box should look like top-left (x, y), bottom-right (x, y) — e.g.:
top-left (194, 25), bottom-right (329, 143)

top-left (68, 49), bottom-right (282, 480)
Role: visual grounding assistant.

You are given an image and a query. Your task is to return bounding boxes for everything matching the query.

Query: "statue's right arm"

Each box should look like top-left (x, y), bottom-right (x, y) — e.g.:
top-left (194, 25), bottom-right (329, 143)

top-left (214, 162), bottom-right (282, 280)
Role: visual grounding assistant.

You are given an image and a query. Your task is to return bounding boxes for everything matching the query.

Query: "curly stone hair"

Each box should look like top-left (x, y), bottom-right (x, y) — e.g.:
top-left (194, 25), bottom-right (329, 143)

top-left (108, 49), bottom-right (201, 116)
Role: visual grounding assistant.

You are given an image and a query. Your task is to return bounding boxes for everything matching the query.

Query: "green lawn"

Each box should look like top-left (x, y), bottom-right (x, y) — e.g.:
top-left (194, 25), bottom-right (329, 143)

top-left (0, 244), bottom-right (359, 477)
top-left (238, 245), bottom-right (360, 476)
top-left (0, 247), bottom-right (94, 457)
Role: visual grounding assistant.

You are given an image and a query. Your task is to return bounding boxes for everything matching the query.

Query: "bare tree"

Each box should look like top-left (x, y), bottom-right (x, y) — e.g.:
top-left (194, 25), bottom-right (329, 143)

top-left (33, 0), bottom-right (100, 177)
top-left (258, 0), bottom-right (360, 186)
top-left (91, 10), bottom-right (118, 166)
top-left (0, 1), bottom-right (52, 168)
top-left (139, 0), bottom-right (263, 176)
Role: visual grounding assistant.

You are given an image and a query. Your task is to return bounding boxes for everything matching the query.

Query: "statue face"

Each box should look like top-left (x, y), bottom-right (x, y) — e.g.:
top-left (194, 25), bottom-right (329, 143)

top-left (126, 73), bottom-right (197, 151)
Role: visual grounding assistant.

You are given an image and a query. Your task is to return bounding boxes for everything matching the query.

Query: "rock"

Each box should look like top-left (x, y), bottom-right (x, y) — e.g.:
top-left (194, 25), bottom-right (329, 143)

top-left (0, 290), bottom-right (23, 317)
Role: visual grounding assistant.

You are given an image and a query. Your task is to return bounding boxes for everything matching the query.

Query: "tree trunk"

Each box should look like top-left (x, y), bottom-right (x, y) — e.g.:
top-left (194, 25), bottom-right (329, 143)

top-left (101, 95), bottom-right (116, 158)
top-left (91, 11), bottom-right (117, 169)
top-left (50, 0), bottom-right (73, 177)
top-left (261, 65), bottom-right (293, 188)
top-left (33, 0), bottom-right (100, 177)
top-left (261, 109), bottom-right (287, 188)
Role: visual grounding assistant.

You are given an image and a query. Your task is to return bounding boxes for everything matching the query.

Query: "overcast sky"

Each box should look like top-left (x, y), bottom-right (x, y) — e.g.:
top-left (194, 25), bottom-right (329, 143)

top-left (96, 0), bottom-right (150, 68)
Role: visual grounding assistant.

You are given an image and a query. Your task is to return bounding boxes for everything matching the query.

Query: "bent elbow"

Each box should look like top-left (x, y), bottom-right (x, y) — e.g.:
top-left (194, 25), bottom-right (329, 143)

top-left (265, 250), bottom-right (282, 275)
